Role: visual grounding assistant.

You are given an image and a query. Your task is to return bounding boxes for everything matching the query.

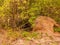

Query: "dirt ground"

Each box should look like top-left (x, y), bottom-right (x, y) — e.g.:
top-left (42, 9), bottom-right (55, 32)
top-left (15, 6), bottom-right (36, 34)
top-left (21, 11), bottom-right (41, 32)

top-left (0, 29), bottom-right (60, 45)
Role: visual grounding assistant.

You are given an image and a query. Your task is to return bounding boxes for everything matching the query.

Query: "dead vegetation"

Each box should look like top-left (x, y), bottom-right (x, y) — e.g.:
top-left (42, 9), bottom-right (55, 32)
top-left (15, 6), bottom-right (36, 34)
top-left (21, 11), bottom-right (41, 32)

top-left (33, 16), bottom-right (60, 36)
top-left (0, 16), bottom-right (60, 45)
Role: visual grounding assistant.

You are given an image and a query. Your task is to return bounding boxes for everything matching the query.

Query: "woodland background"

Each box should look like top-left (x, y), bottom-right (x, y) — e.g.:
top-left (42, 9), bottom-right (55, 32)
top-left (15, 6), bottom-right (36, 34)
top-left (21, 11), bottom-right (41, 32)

top-left (0, 0), bottom-right (60, 31)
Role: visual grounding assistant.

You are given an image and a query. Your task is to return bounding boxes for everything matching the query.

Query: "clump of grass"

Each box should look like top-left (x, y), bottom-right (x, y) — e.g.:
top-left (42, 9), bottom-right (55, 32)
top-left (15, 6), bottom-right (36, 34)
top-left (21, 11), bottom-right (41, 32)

top-left (21, 31), bottom-right (39, 39)
top-left (21, 31), bottom-right (30, 37)
top-left (45, 33), bottom-right (53, 39)
top-left (50, 42), bottom-right (58, 45)
top-left (6, 28), bottom-right (41, 41)
top-left (54, 27), bottom-right (60, 32)
top-left (6, 28), bottom-right (21, 41)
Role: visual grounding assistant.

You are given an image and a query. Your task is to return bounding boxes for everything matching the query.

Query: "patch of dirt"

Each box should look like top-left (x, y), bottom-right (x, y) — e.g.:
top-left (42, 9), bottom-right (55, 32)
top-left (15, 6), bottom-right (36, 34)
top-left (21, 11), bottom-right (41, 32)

top-left (0, 30), bottom-right (60, 45)
top-left (11, 32), bottom-right (60, 45)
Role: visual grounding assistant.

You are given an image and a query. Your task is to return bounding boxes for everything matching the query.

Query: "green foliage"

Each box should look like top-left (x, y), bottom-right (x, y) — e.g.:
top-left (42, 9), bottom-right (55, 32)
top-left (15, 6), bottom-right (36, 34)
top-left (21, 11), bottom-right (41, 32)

top-left (0, 0), bottom-right (4, 6)
top-left (21, 31), bottom-right (39, 38)
top-left (0, 0), bottom-right (60, 31)
top-left (54, 27), bottom-right (60, 32)
top-left (21, 31), bottom-right (30, 37)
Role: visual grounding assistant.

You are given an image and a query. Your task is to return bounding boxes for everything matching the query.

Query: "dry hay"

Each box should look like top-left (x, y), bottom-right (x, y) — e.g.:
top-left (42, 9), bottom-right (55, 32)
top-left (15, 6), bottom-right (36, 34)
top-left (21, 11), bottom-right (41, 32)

top-left (33, 16), bottom-right (60, 36)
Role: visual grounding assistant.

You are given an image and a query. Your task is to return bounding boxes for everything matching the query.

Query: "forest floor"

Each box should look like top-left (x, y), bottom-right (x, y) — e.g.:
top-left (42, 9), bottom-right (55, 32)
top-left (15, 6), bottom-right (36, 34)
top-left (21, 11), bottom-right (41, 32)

top-left (0, 29), bottom-right (60, 45)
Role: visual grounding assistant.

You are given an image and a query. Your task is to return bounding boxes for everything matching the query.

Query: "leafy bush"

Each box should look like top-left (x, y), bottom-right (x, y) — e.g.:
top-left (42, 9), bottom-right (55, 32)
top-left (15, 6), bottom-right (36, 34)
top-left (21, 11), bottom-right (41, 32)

top-left (0, 0), bottom-right (60, 31)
